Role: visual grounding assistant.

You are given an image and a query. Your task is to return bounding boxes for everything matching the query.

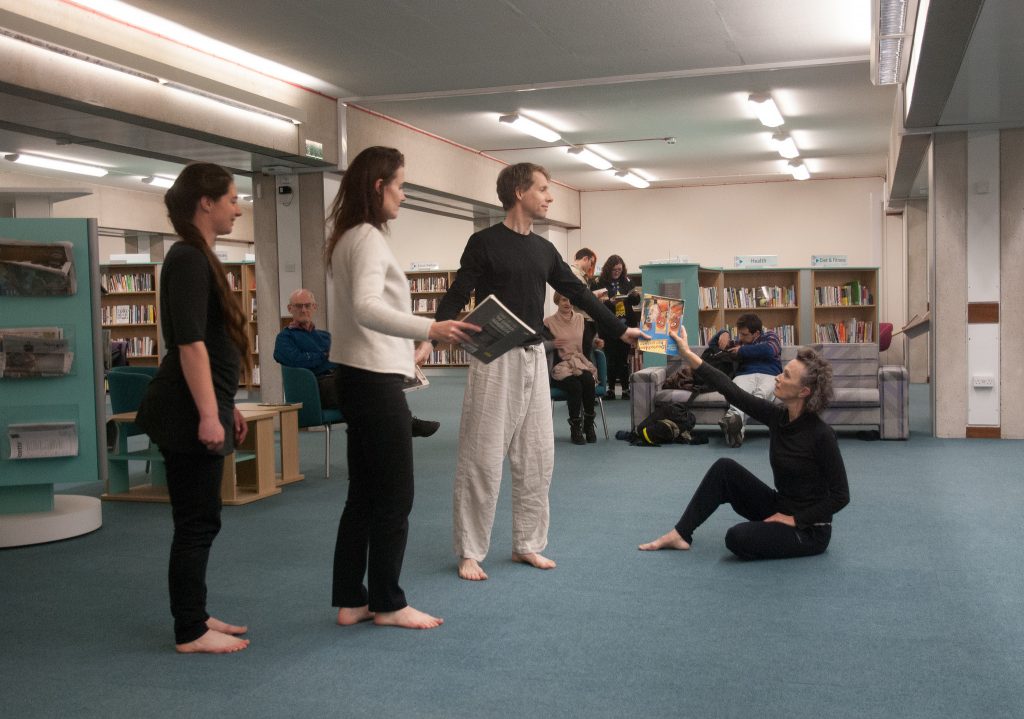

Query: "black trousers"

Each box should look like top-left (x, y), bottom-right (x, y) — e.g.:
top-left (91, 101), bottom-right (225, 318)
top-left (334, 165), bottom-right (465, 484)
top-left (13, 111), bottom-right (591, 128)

top-left (675, 458), bottom-right (831, 560)
top-left (162, 449), bottom-right (225, 644)
top-left (317, 372), bottom-right (338, 410)
top-left (331, 365), bottom-right (414, 612)
top-left (602, 337), bottom-right (631, 392)
top-left (551, 372), bottom-right (596, 418)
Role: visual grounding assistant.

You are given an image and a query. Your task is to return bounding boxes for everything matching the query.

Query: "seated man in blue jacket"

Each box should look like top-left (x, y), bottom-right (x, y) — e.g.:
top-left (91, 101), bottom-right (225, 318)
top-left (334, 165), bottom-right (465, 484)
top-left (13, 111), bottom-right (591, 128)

top-left (710, 312), bottom-right (781, 448)
top-left (274, 288), bottom-right (439, 437)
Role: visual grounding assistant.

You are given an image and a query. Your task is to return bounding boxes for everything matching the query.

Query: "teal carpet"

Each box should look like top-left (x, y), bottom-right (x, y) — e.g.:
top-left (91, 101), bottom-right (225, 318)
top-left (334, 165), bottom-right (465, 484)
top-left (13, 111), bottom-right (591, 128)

top-left (2, 380), bottom-right (1023, 718)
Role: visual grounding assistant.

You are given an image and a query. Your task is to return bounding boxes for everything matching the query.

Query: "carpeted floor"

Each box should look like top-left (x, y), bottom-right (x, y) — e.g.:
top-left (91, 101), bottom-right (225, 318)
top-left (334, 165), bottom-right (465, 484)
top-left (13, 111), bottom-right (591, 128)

top-left (2, 379), bottom-right (1023, 718)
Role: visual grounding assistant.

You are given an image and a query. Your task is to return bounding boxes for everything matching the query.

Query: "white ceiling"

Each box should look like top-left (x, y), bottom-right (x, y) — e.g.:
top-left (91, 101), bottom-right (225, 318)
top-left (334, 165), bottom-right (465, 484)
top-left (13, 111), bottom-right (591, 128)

top-left (0, 0), bottom-right (900, 196)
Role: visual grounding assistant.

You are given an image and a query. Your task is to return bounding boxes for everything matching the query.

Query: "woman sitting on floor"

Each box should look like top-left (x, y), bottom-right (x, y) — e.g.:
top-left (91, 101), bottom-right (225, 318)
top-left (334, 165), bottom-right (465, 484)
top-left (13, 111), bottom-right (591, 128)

top-left (543, 291), bottom-right (604, 445)
top-left (639, 325), bottom-right (849, 560)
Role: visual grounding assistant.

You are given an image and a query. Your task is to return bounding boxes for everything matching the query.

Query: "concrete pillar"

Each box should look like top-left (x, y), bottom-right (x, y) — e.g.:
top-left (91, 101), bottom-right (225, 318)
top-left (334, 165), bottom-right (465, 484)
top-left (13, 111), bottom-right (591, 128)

top-left (905, 199), bottom-right (929, 382)
top-left (253, 174), bottom-right (282, 401)
top-left (1001, 129), bottom-right (1024, 438)
top-left (928, 133), bottom-right (969, 438)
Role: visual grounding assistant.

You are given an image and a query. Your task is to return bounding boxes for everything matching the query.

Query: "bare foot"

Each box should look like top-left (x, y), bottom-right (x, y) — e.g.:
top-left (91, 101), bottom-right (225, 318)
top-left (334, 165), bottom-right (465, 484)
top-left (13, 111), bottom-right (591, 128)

top-left (638, 528), bottom-right (691, 551)
top-left (336, 605), bottom-right (375, 626)
top-left (175, 629), bottom-right (249, 654)
top-left (206, 616), bottom-right (247, 635)
top-left (373, 605), bottom-right (443, 629)
top-left (458, 558), bottom-right (488, 581)
top-left (511, 552), bottom-right (556, 569)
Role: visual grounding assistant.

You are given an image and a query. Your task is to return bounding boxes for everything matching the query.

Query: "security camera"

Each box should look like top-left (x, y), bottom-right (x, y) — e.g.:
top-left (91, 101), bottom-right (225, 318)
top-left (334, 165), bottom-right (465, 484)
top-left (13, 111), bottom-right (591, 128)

top-left (278, 185), bottom-right (293, 195)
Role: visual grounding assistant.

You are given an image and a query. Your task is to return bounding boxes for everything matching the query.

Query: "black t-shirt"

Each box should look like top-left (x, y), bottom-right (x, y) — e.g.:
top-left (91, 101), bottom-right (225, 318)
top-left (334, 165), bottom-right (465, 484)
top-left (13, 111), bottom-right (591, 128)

top-left (137, 241), bottom-right (240, 455)
top-left (435, 223), bottom-right (626, 342)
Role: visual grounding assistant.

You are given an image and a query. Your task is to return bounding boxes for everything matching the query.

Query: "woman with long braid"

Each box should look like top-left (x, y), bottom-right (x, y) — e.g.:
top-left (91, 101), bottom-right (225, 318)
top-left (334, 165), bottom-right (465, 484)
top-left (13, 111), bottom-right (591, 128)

top-left (137, 163), bottom-right (251, 653)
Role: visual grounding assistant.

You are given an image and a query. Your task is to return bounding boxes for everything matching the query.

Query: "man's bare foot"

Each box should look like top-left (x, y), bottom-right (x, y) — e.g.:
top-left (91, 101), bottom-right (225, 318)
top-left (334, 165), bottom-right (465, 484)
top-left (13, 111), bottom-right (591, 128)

top-left (175, 629), bottom-right (249, 654)
top-left (638, 528), bottom-right (691, 551)
top-left (511, 552), bottom-right (556, 569)
top-left (336, 606), bottom-right (375, 626)
top-left (206, 616), bottom-right (247, 635)
top-left (373, 606), bottom-right (443, 629)
top-left (458, 558), bottom-right (488, 581)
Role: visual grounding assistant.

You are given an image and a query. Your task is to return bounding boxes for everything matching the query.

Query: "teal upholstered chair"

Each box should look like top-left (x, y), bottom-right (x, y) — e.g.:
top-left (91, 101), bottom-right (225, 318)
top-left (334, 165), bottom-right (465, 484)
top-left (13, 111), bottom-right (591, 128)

top-left (281, 366), bottom-right (346, 478)
top-left (107, 369), bottom-right (154, 473)
top-left (549, 347), bottom-right (609, 439)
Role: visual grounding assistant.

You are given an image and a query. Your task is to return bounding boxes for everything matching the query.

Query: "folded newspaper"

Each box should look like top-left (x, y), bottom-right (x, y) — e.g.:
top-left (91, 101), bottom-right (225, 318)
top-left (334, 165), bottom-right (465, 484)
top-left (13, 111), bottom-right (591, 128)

top-left (0, 328), bottom-right (73, 378)
top-left (402, 365), bottom-right (430, 392)
top-left (0, 239), bottom-right (77, 296)
top-left (8, 422), bottom-right (79, 459)
top-left (459, 295), bottom-right (536, 364)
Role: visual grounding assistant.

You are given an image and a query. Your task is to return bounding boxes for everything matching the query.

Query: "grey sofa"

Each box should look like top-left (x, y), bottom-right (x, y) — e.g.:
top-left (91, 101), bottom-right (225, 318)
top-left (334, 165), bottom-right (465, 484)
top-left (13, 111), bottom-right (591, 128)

top-left (629, 343), bottom-right (910, 439)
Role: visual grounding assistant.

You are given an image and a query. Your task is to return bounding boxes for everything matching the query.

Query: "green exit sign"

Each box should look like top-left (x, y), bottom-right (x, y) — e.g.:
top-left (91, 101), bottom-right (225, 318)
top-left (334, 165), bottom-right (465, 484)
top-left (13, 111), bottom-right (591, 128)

top-left (304, 139), bottom-right (324, 160)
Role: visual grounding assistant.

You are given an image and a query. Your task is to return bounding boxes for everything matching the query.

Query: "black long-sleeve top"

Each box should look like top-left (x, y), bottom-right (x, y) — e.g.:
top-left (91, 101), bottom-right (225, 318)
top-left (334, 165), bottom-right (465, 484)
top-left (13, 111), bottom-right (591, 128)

top-left (693, 362), bottom-right (850, 527)
top-left (435, 223), bottom-right (627, 343)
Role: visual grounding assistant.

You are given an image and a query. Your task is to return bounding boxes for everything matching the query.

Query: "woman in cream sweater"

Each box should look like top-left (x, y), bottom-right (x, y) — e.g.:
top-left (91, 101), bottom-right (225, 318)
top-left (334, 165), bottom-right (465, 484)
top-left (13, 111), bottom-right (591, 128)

top-left (324, 146), bottom-right (478, 629)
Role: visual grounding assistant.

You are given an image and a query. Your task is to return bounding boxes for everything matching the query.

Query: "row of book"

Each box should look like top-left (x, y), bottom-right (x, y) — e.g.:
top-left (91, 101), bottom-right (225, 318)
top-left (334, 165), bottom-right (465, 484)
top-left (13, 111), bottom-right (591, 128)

top-left (723, 285), bottom-right (796, 309)
top-left (698, 286), bottom-right (721, 310)
top-left (814, 282), bottom-right (873, 306)
top-left (409, 276), bottom-right (449, 292)
top-left (102, 272), bottom-right (153, 293)
top-left (101, 304), bottom-right (156, 325)
top-left (113, 336), bottom-right (156, 357)
top-left (225, 271), bottom-right (243, 290)
top-left (251, 364), bottom-right (260, 385)
top-left (425, 347), bottom-right (470, 365)
top-left (696, 324), bottom-right (797, 345)
top-left (412, 298), bottom-right (440, 313)
top-left (814, 320), bottom-right (874, 343)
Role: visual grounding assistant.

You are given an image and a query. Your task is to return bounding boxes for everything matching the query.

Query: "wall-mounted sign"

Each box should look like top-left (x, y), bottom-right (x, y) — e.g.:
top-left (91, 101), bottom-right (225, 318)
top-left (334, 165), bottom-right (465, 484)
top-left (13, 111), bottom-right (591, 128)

top-left (304, 139), bottom-right (324, 160)
top-left (410, 262), bottom-right (440, 270)
top-left (811, 254), bottom-right (848, 267)
top-left (733, 255), bottom-right (778, 268)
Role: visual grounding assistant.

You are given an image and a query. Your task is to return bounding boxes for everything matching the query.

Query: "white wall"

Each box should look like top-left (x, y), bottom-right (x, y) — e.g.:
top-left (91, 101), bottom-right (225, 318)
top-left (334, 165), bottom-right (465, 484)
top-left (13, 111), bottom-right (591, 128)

top-left (579, 177), bottom-right (885, 270)
top-left (387, 209), bottom-right (475, 270)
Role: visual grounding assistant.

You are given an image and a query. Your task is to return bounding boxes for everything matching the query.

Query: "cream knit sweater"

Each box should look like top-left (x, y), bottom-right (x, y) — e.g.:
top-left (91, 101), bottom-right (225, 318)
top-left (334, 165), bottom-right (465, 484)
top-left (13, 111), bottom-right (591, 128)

top-left (328, 223), bottom-right (433, 378)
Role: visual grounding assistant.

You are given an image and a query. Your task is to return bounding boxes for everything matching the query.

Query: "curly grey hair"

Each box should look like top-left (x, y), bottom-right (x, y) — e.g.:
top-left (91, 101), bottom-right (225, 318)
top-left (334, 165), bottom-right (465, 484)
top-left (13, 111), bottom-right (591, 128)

top-left (796, 347), bottom-right (833, 414)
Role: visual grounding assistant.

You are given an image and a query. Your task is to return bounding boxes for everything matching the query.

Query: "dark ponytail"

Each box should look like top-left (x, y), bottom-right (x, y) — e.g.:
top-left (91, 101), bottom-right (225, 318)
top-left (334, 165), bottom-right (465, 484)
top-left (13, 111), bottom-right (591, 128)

top-left (164, 163), bottom-right (250, 376)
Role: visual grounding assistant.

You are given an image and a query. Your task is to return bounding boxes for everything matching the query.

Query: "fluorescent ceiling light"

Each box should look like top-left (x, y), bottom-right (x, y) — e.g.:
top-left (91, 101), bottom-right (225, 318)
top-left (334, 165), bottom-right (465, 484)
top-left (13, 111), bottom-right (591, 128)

top-left (613, 170), bottom-right (650, 189)
top-left (69, 0), bottom-right (329, 90)
top-left (873, 0), bottom-right (912, 85)
top-left (788, 160), bottom-right (810, 181)
top-left (4, 153), bottom-right (108, 177)
top-left (498, 113), bottom-right (561, 143)
top-left (771, 132), bottom-right (800, 159)
top-left (748, 93), bottom-right (784, 128)
top-left (567, 146), bottom-right (612, 171)
top-left (141, 176), bottom-right (175, 189)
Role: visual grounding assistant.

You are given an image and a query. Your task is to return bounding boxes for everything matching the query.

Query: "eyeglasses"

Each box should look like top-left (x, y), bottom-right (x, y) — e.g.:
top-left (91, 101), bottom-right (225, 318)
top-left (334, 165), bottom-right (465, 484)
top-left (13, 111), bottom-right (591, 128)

top-left (290, 303), bottom-right (315, 310)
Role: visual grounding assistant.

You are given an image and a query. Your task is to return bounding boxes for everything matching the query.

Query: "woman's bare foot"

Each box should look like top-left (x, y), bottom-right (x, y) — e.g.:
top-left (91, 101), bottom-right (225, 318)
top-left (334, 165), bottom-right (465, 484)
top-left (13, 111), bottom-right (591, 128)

top-left (336, 606), bottom-right (375, 626)
top-left (373, 606), bottom-right (443, 630)
top-left (206, 616), bottom-right (247, 635)
top-left (638, 528), bottom-right (691, 551)
top-left (175, 629), bottom-right (249, 654)
top-left (511, 552), bottom-right (556, 569)
top-left (458, 558), bottom-right (488, 581)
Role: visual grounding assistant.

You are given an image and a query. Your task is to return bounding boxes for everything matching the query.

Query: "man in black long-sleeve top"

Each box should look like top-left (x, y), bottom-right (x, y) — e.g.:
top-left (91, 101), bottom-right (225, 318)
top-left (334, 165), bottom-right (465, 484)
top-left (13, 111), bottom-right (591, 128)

top-left (436, 163), bottom-right (648, 581)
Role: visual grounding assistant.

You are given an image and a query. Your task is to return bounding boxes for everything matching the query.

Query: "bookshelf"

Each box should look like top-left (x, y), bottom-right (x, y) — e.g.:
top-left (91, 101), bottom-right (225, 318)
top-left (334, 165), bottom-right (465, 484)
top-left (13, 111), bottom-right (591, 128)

top-left (697, 268), bottom-right (724, 345)
top-left (811, 268), bottom-right (878, 343)
top-left (720, 268), bottom-right (799, 345)
top-left (225, 262), bottom-right (259, 386)
top-left (406, 269), bottom-right (474, 366)
top-left (100, 263), bottom-right (160, 366)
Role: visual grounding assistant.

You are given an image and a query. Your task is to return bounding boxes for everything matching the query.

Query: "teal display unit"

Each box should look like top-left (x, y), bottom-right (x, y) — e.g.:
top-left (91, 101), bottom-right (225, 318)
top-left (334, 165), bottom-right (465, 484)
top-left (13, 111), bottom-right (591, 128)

top-left (0, 218), bottom-right (104, 545)
top-left (638, 263), bottom-right (701, 368)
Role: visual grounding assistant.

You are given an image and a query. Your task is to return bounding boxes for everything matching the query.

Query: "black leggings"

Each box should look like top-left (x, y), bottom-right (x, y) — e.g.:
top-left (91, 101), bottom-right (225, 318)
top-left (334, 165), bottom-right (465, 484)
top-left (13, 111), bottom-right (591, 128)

top-left (551, 372), bottom-right (596, 417)
top-left (331, 365), bottom-right (414, 613)
top-left (675, 458), bottom-right (831, 560)
top-left (602, 337), bottom-right (630, 392)
top-left (163, 449), bottom-right (225, 644)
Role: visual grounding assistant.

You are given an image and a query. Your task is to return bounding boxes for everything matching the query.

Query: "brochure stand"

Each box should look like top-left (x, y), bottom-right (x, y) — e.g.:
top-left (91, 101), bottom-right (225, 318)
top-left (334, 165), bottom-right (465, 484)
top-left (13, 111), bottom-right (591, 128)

top-left (0, 218), bottom-right (103, 547)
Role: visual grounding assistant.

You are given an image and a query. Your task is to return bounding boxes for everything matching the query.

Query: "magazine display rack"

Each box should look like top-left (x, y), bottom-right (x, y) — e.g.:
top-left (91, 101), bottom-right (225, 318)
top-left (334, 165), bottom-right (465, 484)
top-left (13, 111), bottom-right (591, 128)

top-left (0, 218), bottom-right (104, 547)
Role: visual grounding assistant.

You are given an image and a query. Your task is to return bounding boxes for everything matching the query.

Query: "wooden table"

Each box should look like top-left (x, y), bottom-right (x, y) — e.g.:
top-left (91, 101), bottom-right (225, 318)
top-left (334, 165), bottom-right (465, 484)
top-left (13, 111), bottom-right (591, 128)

top-left (103, 407), bottom-right (282, 505)
top-left (235, 402), bottom-right (304, 486)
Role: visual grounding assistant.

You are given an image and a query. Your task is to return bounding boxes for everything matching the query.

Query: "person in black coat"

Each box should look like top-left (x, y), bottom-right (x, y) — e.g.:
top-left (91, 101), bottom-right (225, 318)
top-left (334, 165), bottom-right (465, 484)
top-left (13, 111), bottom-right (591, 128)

top-left (638, 324), bottom-right (849, 560)
top-left (590, 254), bottom-right (640, 399)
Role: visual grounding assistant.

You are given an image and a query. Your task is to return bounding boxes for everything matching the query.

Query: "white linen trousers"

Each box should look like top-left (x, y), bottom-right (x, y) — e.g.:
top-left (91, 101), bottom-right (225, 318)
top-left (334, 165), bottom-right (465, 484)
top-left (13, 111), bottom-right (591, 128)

top-left (452, 344), bottom-right (554, 561)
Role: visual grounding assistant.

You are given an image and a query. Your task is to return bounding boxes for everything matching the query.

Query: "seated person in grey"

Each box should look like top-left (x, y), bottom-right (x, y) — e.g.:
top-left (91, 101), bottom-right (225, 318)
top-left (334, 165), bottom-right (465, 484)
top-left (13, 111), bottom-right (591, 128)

top-left (711, 312), bottom-right (781, 448)
top-left (274, 288), bottom-right (439, 437)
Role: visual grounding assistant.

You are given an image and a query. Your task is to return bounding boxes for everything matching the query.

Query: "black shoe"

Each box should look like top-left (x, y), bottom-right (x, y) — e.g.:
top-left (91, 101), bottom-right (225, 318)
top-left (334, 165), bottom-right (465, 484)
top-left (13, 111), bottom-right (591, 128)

top-left (605, 391), bottom-right (616, 400)
top-left (718, 414), bottom-right (743, 447)
top-left (583, 413), bottom-right (597, 443)
top-left (621, 390), bottom-right (630, 400)
top-left (568, 417), bottom-right (586, 445)
top-left (411, 416), bottom-right (440, 438)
